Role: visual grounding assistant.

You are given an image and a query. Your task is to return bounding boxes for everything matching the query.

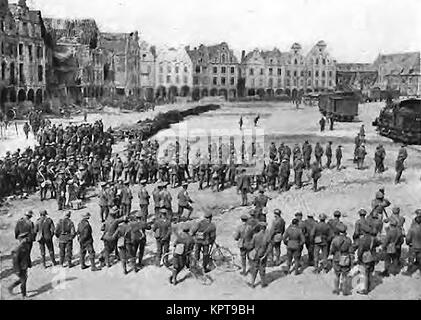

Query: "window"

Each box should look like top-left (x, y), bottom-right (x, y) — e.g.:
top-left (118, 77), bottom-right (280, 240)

top-left (300, 79), bottom-right (304, 86)
top-left (221, 77), bottom-right (226, 85)
top-left (167, 66), bottom-right (171, 73)
top-left (268, 78), bottom-right (273, 87)
top-left (221, 54), bottom-right (225, 63)
top-left (269, 68), bottom-right (273, 76)
top-left (315, 71), bottom-right (319, 77)
top-left (308, 80), bottom-right (311, 86)
top-left (184, 66), bottom-right (188, 73)
top-left (293, 71), bottom-right (297, 77)
top-left (19, 63), bottom-right (24, 83)
top-left (213, 66), bottom-right (218, 74)
top-left (221, 67), bottom-right (226, 74)
top-left (176, 76), bottom-right (180, 84)
top-left (329, 80), bottom-right (332, 87)
top-left (147, 66), bottom-right (151, 73)
top-left (195, 66), bottom-right (201, 74)
top-left (277, 68), bottom-right (281, 76)
top-left (213, 77), bottom-right (218, 85)
top-left (323, 59), bottom-right (326, 65)
top-left (260, 69), bottom-right (264, 75)
top-left (193, 76), bottom-right (199, 85)
top-left (249, 68), bottom-right (254, 76)
top-left (315, 80), bottom-right (319, 87)
top-left (300, 71), bottom-right (304, 77)
top-left (287, 70), bottom-right (290, 77)
top-left (322, 71), bottom-right (326, 78)
top-left (278, 79), bottom-right (282, 87)
top-left (38, 65), bottom-right (43, 82)
top-left (28, 45), bottom-right (32, 62)
top-left (286, 79), bottom-right (290, 86)
top-left (166, 75), bottom-right (171, 83)
top-left (175, 66), bottom-right (179, 74)
top-left (19, 43), bottom-right (23, 56)
top-left (322, 80), bottom-right (326, 87)
top-left (293, 79), bottom-right (297, 86)
top-left (316, 58), bottom-right (319, 65)
top-left (329, 71), bottom-right (332, 77)
top-left (270, 59), bottom-right (273, 64)
top-left (230, 67), bottom-right (235, 74)
top-left (1, 62), bottom-right (5, 80)
top-left (294, 59), bottom-right (297, 65)
top-left (203, 66), bottom-right (207, 72)
top-left (230, 77), bottom-right (235, 85)
top-left (308, 71), bottom-right (312, 77)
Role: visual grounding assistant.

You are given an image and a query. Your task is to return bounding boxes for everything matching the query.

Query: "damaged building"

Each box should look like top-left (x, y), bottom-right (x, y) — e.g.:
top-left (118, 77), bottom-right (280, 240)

top-left (43, 18), bottom-right (114, 105)
top-left (99, 31), bottom-right (141, 97)
top-left (0, 0), bottom-right (46, 113)
top-left (336, 63), bottom-right (378, 95)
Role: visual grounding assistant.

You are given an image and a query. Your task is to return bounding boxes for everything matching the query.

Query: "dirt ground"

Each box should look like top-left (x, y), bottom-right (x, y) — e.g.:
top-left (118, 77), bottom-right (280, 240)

top-left (1, 101), bottom-right (421, 300)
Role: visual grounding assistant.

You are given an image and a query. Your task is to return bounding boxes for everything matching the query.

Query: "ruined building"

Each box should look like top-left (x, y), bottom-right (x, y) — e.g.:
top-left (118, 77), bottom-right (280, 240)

top-left (99, 31), bottom-right (141, 97)
top-left (139, 40), bottom-right (156, 102)
top-left (0, 0), bottom-right (46, 113)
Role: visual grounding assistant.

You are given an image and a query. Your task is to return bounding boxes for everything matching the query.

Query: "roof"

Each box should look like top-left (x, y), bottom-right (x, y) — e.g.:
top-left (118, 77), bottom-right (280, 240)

top-left (373, 52), bottom-right (420, 76)
top-left (336, 63), bottom-right (376, 72)
top-left (99, 32), bottom-right (127, 53)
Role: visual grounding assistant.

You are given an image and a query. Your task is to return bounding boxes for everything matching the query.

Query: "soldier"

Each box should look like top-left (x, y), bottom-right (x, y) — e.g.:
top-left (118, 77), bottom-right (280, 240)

top-left (120, 180), bottom-right (133, 217)
top-left (138, 180), bottom-right (150, 219)
top-left (234, 214), bottom-right (251, 275)
top-left (113, 157), bottom-right (124, 182)
top-left (335, 145), bottom-right (342, 170)
top-left (55, 211), bottom-right (76, 268)
top-left (99, 207), bottom-right (123, 268)
top-left (395, 144), bottom-right (408, 184)
top-left (389, 207), bottom-right (405, 264)
top-left (160, 182), bottom-right (173, 218)
top-left (319, 117), bottom-right (326, 132)
top-left (268, 209), bottom-right (286, 266)
top-left (329, 223), bottom-right (354, 296)
top-left (11, 232), bottom-right (31, 298)
top-left (356, 144), bottom-right (367, 170)
top-left (170, 224), bottom-right (195, 285)
top-left (177, 182), bottom-right (194, 222)
top-left (278, 158), bottom-right (290, 192)
top-left (283, 218), bottom-right (305, 275)
top-left (404, 209), bottom-right (421, 276)
top-left (152, 208), bottom-right (172, 266)
top-left (14, 210), bottom-right (35, 268)
top-left (327, 210), bottom-right (342, 250)
top-left (152, 183), bottom-right (163, 217)
top-left (325, 141), bottom-right (333, 169)
top-left (98, 182), bottom-right (109, 223)
top-left (190, 212), bottom-right (216, 273)
top-left (253, 187), bottom-right (270, 222)
top-left (380, 219), bottom-right (402, 276)
top-left (34, 210), bottom-right (57, 268)
top-left (129, 212), bottom-right (151, 272)
top-left (112, 215), bottom-right (132, 274)
top-left (77, 212), bottom-right (99, 271)
top-left (292, 143), bottom-right (301, 162)
top-left (369, 191), bottom-right (391, 235)
top-left (304, 213), bottom-right (317, 266)
top-left (310, 161), bottom-right (322, 192)
top-left (23, 122), bottom-right (30, 139)
top-left (302, 140), bottom-right (312, 170)
top-left (248, 222), bottom-right (271, 288)
top-left (237, 169), bottom-right (252, 206)
top-left (293, 156), bottom-right (304, 189)
top-left (315, 142), bottom-right (324, 168)
top-left (311, 213), bottom-right (331, 273)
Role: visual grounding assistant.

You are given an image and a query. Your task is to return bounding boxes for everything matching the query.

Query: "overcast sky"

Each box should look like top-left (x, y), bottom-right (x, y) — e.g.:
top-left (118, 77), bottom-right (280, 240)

top-left (26, 0), bottom-right (421, 63)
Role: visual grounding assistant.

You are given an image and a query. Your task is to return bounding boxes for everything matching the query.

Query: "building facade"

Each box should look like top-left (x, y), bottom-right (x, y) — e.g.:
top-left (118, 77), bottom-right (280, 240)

top-left (0, 0), bottom-right (46, 111)
top-left (336, 63), bottom-right (378, 95)
top-left (372, 52), bottom-right (420, 96)
top-left (99, 31), bottom-right (141, 97)
top-left (155, 46), bottom-right (192, 101)
top-left (285, 42), bottom-right (307, 98)
top-left (305, 40), bottom-right (336, 94)
top-left (188, 42), bottom-right (239, 101)
top-left (139, 40), bottom-right (155, 102)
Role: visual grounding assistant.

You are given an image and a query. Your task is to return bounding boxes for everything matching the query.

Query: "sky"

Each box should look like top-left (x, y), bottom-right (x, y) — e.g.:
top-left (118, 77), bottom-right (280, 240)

top-left (25, 0), bottom-right (421, 63)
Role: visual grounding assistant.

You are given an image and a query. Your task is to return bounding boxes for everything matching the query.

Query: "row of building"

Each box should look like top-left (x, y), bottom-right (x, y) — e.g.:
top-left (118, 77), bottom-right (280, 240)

top-left (0, 0), bottom-right (420, 114)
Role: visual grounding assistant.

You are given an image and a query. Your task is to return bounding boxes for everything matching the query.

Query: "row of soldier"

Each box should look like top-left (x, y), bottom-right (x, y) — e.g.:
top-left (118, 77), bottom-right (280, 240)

top-left (12, 185), bottom-right (421, 297)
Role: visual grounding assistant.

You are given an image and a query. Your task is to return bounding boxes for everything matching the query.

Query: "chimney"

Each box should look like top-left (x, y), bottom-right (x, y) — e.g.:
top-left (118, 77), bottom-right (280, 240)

top-left (241, 50), bottom-right (246, 61)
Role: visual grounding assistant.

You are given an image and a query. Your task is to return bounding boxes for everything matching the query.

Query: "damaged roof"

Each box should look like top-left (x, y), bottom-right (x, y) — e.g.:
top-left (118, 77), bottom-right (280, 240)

top-left (373, 52), bottom-right (420, 76)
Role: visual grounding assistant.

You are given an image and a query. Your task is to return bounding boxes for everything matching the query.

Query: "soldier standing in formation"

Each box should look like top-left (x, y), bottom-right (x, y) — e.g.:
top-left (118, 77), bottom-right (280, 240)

top-left (312, 213), bottom-right (331, 273)
top-left (234, 214), bottom-right (251, 275)
top-left (268, 209), bottom-right (285, 266)
top-left (237, 169), bottom-right (252, 206)
top-left (77, 212), bottom-right (99, 271)
top-left (34, 210), bottom-right (57, 268)
top-left (153, 208), bottom-right (172, 266)
top-left (177, 182), bottom-right (194, 222)
top-left (138, 180), bottom-right (150, 219)
top-left (248, 222), bottom-right (270, 288)
top-left (325, 142), bottom-right (333, 169)
top-left (253, 187), bottom-right (270, 222)
top-left (191, 212), bottom-right (216, 273)
top-left (112, 215), bottom-right (131, 274)
top-left (170, 224), bottom-right (194, 285)
top-left (283, 218), bottom-right (305, 275)
top-left (55, 211), bottom-right (76, 268)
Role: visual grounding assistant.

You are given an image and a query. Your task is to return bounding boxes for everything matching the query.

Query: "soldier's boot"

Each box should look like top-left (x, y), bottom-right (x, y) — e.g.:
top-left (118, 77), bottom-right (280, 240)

top-left (332, 275), bottom-right (340, 295)
top-left (90, 257), bottom-right (100, 271)
top-left (80, 253), bottom-right (88, 270)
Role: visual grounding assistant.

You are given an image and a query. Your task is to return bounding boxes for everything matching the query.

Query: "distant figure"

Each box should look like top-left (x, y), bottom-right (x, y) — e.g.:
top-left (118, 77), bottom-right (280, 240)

top-left (254, 115), bottom-right (260, 127)
top-left (84, 110), bottom-right (88, 122)
top-left (329, 117), bottom-right (334, 131)
top-left (319, 117), bottom-right (326, 132)
top-left (239, 116), bottom-right (243, 130)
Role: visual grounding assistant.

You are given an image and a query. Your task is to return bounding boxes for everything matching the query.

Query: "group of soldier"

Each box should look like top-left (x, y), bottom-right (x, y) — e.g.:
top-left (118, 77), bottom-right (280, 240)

top-left (232, 187), bottom-right (421, 295)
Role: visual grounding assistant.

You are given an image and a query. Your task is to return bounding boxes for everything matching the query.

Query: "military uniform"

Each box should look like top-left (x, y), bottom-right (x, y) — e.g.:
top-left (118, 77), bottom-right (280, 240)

top-left (330, 229), bottom-right (353, 295)
top-left (152, 211), bottom-right (172, 265)
top-left (234, 215), bottom-right (251, 275)
top-left (315, 143), bottom-right (324, 167)
top-left (98, 185), bottom-right (109, 222)
top-left (138, 184), bottom-right (150, 218)
top-left (249, 224), bottom-right (271, 288)
top-left (129, 216), bottom-right (151, 271)
top-left (55, 214), bottom-right (76, 267)
top-left (325, 143), bottom-right (333, 169)
top-left (191, 214), bottom-right (216, 271)
top-left (304, 216), bottom-right (317, 266)
top-left (112, 219), bottom-right (132, 274)
top-left (152, 186), bottom-right (162, 217)
top-left (12, 235), bottom-right (31, 298)
top-left (381, 222), bottom-right (402, 276)
top-left (253, 192), bottom-right (269, 221)
top-left (77, 214), bottom-right (98, 271)
top-left (34, 212), bottom-right (57, 267)
top-left (268, 211), bottom-right (286, 266)
top-left (14, 214), bottom-right (35, 268)
top-left (283, 221), bottom-right (305, 274)
top-left (177, 186), bottom-right (193, 222)
top-left (310, 162), bottom-right (322, 192)
top-left (120, 184), bottom-right (133, 216)
top-left (405, 212), bottom-right (421, 275)
top-left (311, 217), bottom-right (331, 272)
top-left (237, 172), bottom-right (252, 206)
top-left (171, 228), bottom-right (195, 285)
top-left (293, 157), bottom-right (304, 188)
